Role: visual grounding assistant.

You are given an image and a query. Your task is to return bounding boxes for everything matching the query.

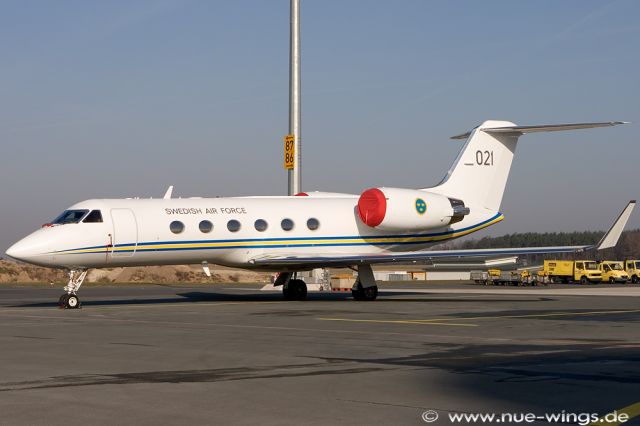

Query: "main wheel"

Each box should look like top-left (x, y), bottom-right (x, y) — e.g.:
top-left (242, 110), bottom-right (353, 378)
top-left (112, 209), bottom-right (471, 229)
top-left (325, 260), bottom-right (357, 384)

top-left (632, 275), bottom-right (638, 284)
top-left (580, 276), bottom-right (588, 285)
top-left (352, 283), bottom-right (378, 301)
top-left (65, 294), bottom-right (80, 309)
top-left (283, 279), bottom-right (307, 301)
top-left (609, 277), bottom-right (615, 284)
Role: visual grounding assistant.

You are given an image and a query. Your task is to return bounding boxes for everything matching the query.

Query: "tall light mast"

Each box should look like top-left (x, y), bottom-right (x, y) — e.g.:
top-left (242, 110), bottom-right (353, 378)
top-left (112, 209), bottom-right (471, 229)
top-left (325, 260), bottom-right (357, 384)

top-left (287, 0), bottom-right (301, 195)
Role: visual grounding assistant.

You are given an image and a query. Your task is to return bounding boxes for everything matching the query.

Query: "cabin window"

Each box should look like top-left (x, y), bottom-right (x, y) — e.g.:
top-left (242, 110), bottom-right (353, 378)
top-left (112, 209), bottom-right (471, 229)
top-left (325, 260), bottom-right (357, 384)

top-left (83, 210), bottom-right (103, 223)
top-left (306, 218), bottom-right (320, 231)
top-left (52, 210), bottom-right (89, 225)
top-left (254, 219), bottom-right (268, 232)
top-left (170, 221), bottom-right (185, 234)
top-left (227, 220), bottom-right (241, 232)
top-left (199, 220), bottom-right (213, 233)
top-left (281, 218), bottom-right (294, 231)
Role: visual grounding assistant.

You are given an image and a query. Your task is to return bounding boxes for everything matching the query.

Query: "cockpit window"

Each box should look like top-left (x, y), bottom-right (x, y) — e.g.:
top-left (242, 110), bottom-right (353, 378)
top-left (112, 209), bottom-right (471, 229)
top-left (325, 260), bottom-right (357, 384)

top-left (52, 210), bottom-right (89, 225)
top-left (83, 210), bottom-right (103, 223)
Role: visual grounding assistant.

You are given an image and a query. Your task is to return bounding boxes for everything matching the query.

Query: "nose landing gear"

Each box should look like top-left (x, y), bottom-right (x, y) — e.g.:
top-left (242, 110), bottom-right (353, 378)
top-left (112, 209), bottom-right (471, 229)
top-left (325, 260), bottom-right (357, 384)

top-left (59, 270), bottom-right (87, 309)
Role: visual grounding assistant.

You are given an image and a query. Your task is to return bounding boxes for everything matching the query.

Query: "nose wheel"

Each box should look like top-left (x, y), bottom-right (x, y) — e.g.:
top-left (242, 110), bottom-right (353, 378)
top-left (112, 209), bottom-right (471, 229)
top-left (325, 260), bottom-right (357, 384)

top-left (59, 293), bottom-right (81, 309)
top-left (59, 270), bottom-right (87, 309)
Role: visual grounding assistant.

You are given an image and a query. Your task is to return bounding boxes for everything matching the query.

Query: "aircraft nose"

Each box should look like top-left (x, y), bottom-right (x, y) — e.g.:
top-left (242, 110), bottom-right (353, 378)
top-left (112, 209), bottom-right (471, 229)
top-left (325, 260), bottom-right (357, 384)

top-left (5, 239), bottom-right (31, 261)
top-left (5, 233), bottom-right (51, 265)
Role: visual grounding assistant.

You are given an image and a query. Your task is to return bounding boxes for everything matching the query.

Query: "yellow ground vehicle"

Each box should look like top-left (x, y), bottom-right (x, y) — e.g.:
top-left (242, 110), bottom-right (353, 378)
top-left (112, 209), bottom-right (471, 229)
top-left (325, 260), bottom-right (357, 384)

top-left (471, 269), bottom-right (539, 286)
top-left (543, 260), bottom-right (602, 284)
top-left (624, 260), bottom-right (640, 284)
top-left (598, 261), bottom-right (628, 284)
top-left (488, 269), bottom-right (501, 280)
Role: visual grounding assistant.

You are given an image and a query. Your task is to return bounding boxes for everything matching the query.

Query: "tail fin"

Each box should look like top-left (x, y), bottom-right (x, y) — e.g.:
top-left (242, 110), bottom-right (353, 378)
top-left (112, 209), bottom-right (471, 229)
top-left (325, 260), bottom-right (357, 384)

top-left (427, 120), bottom-right (627, 212)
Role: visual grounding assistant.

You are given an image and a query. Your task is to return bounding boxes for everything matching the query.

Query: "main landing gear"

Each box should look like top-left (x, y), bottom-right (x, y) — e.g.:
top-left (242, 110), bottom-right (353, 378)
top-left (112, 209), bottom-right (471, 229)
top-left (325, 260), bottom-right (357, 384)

top-left (59, 270), bottom-right (87, 309)
top-left (274, 265), bottom-right (379, 302)
top-left (351, 264), bottom-right (378, 301)
top-left (283, 279), bottom-right (308, 300)
top-left (275, 273), bottom-right (308, 301)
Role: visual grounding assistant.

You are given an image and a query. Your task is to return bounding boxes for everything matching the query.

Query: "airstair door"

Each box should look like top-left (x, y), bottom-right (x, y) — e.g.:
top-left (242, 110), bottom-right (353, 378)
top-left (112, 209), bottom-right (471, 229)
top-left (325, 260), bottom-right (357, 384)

top-left (110, 209), bottom-right (138, 257)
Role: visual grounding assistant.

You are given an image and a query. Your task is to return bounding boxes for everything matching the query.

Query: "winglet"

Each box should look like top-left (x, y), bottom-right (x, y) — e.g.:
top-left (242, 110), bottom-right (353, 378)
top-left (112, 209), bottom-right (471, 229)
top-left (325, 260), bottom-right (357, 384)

top-left (595, 200), bottom-right (636, 250)
top-left (163, 185), bottom-right (174, 199)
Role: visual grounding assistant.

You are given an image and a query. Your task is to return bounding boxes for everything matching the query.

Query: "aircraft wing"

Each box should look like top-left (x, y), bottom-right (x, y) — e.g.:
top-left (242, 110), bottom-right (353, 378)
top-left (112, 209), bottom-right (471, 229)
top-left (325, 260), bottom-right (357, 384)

top-left (250, 201), bottom-right (635, 269)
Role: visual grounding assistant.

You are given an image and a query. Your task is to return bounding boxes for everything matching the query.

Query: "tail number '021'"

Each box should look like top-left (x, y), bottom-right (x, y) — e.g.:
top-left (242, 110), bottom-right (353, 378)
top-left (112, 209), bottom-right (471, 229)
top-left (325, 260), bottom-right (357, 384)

top-left (475, 150), bottom-right (494, 166)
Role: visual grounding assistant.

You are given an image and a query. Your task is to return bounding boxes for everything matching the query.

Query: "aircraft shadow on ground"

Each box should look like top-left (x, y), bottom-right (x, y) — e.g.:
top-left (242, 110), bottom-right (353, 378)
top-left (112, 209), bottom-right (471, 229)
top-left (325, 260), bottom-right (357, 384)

top-left (12, 290), bottom-right (554, 308)
top-left (313, 341), bottom-right (640, 415)
top-left (1, 336), bottom-right (636, 415)
top-left (13, 291), bottom-right (347, 308)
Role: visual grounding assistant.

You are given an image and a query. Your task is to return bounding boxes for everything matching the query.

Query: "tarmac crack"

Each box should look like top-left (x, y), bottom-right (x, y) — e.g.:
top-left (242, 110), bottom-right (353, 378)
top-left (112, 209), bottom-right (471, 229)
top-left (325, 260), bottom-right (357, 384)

top-left (313, 343), bottom-right (640, 384)
top-left (0, 361), bottom-right (393, 392)
top-left (333, 397), bottom-right (429, 410)
top-left (11, 335), bottom-right (54, 340)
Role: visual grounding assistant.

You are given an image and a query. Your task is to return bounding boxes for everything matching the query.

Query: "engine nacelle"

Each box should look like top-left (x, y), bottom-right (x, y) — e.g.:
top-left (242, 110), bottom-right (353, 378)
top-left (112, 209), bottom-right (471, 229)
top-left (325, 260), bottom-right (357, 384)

top-left (357, 187), bottom-right (470, 231)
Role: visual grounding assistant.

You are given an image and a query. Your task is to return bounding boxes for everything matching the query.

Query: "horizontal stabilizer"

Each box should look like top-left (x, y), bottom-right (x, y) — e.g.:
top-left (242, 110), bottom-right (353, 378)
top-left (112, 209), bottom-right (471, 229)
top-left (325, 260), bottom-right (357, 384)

top-left (451, 121), bottom-right (628, 140)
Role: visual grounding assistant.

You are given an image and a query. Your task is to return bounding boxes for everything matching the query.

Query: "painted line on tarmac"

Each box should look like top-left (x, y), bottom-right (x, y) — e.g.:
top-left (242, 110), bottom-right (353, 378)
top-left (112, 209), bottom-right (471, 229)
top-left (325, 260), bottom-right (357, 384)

top-left (4, 312), bottom-right (638, 347)
top-left (90, 300), bottom-right (288, 311)
top-left (0, 312), bottom-right (510, 340)
top-left (318, 308), bottom-right (640, 327)
top-left (416, 308), bottom-right (640, 322)
top-left (317, 318), bottom-right (477, 327)
top-left (0, 300), bottom-right (288, 314)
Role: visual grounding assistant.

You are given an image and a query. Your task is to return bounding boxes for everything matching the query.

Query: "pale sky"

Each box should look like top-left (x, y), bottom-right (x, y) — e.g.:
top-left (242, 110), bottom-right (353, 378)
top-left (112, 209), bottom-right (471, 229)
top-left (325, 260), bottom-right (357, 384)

top-left (1, 0), bottom-right (639, 252)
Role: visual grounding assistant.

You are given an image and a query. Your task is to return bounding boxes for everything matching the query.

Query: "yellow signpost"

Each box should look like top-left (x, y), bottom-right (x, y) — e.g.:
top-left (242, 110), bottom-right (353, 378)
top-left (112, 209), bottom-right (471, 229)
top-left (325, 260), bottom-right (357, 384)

top-left (284, 134), bottom-right (295, 170)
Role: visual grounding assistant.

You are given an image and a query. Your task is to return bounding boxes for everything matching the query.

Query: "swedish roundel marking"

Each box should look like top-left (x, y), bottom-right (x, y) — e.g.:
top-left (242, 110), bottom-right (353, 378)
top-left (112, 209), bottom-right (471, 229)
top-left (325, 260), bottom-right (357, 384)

top-left (415, 198), bottom-right (427, 215)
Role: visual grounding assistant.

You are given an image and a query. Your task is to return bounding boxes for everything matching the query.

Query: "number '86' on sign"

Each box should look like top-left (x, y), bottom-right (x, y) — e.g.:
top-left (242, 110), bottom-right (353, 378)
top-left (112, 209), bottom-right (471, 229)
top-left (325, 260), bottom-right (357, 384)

top-left (284, 135), bottom-right (295, 169)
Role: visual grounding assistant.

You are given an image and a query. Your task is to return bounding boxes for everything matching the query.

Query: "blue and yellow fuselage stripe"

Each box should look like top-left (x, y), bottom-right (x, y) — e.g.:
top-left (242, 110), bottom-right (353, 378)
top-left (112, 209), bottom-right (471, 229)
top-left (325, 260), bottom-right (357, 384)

top-left (52, 213), bottom-right (504, 255)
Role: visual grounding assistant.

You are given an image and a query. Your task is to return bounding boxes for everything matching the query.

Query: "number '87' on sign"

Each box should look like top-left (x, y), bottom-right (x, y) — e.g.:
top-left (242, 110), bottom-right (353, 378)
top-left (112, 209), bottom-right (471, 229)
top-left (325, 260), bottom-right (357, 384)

top-left (284, 135), bottom-right (295, 170)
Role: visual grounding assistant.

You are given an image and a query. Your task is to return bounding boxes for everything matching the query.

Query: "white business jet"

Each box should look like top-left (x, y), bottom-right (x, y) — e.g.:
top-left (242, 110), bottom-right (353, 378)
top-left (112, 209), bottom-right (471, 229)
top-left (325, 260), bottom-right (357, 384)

top-left (5, 120), bottom-right (634, 308)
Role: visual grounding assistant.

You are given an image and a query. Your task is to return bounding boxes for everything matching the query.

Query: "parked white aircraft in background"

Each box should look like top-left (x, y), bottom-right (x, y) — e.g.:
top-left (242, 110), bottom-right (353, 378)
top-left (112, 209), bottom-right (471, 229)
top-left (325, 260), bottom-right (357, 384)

top-left (6, 120), bottom-right (634, 308)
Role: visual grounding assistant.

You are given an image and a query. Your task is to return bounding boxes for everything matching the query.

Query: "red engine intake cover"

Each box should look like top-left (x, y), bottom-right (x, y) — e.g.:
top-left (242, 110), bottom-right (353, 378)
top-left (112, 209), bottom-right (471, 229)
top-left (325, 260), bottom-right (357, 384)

top-left (357, 188), bottom-right (387, 227)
